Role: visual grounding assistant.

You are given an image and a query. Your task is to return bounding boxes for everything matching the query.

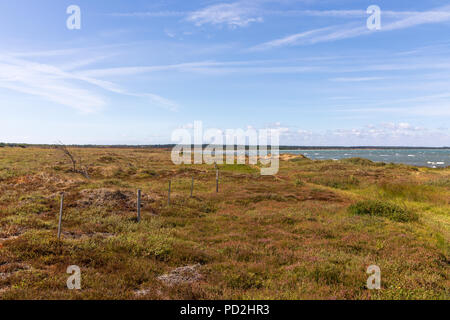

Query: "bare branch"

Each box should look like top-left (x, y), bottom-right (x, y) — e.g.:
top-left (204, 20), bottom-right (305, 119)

top-left (55, 141), bottom-right (90, 179)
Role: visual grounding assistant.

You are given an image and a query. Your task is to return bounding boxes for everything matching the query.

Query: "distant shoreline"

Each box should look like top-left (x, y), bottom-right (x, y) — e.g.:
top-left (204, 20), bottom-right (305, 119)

top-left (0, 143), bottom-right (449, 150)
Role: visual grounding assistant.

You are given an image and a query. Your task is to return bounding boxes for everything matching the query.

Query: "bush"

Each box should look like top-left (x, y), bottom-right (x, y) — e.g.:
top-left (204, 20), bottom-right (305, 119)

top-left (348, 200), bottom-right (418, 222)
top-left (308, 175), bottom-right (359, 190)
top-left (341, 157), bottom-right (374, 166)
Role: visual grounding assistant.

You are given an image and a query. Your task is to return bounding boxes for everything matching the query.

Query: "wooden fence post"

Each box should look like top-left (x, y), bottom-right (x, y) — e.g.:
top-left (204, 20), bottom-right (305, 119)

top-left (137, 189), bottom-right (141, 222)
top-left (216, 168), bottom-right (219, 193)
top-left (168, 180), bottom-right (171, 206)
top-left (57, 192), bottom-right (64, 240)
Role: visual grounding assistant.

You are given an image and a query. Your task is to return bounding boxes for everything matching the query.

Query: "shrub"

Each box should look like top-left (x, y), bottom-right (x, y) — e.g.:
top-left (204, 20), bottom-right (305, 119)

top-left (308, 175), bottom-right (360, 190)
top-left (341, 157), bottom-right (374, 166)
top-left (290, 156), bottom-right (311, 163)
top-left (348, 200), bottom-right (418, 222)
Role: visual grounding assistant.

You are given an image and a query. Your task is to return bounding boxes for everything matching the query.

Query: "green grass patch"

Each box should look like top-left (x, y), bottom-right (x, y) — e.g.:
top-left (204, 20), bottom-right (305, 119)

top-left (378, 181), bottom-right (445, 203)
top-left (340, 157), bottom-right (375, 166)
top-left (219, 164), bottom-right (258, 174)
top-left (348, 200), bottom-right (418, 222)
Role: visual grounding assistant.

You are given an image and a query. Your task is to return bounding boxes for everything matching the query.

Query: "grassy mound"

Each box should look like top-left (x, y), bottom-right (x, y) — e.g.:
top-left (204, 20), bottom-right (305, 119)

top-left (348, 200), bottom-right (418, 222)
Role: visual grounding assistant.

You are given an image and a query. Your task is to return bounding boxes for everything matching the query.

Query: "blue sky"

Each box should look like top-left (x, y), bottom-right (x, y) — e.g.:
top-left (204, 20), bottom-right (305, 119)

top-left (0, 0), bottom-right (449, 146)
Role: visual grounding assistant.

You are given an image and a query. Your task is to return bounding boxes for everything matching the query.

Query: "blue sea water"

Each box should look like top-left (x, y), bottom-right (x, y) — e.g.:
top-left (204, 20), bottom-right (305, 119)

top-left (280, 149), bottom-right (450, 168)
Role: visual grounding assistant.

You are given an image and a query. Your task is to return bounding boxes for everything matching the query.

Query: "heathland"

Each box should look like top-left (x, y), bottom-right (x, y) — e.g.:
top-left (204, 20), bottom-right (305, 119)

top-left (0, 146), bottom-right (448, 299)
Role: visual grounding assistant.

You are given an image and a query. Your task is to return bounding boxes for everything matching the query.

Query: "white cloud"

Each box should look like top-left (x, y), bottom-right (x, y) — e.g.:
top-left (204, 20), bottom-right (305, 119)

top-left (250, 25), bottom-right (336, 50)
top-left (187, 2), bottom-right (263, 28)
top-left (0, 55), bottom-right (106, 113)
top-left (0, 53), bottom-right (179, 113)
top-left (75, 55), bottom-right (450, 82)
top-left (330, 77), bottom-right (386, 82)
top-left (108, 11), bottom-right (185, 18)
top-left (268, 9), bottom-right (439, 19)
top-left (139, 93), bottom-right (179, 112)
top-left (77, 61), bottom-right (231, 78)
top-left (338, 92), bottom-right (450, 117)
top-left (254, 121), bottom-right (450, 146)
top-left (164, 29), bottom-right (176, 38)
top-left (251, 5), bottom-right (450, 50)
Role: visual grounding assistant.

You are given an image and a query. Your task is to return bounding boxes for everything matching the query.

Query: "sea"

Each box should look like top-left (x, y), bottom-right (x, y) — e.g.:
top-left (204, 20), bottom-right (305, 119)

top-left (280, 149), bottom-right (449, 168)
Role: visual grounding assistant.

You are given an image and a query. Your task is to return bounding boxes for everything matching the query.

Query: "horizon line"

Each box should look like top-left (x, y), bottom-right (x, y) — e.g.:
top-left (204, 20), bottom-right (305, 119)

top-left (1, 143), bottom-right (449, 149)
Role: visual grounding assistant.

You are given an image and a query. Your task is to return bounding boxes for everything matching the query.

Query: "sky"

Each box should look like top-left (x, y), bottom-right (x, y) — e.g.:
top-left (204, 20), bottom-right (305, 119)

top-left (0, 0), bottom-right (449, 146)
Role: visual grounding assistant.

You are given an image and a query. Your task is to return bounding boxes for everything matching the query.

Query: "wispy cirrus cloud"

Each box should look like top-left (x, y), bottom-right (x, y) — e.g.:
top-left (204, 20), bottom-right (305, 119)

top-left (76, 54), bottom-right (450, 78)
top-left (108, 1), bottom-right (264, 28)
top-left (330, 77), bottom-right (386, 82)
top-left (251, 5), bottom-right (450, 50)
top-left (0, 53), bottom-right (179, 113)
top-left (266, 9), bottom-right (440, 19)
top-left (186, 2), bottom-right (263, 28)
top-left (108, 11), bottom-right (185, 18)
top-left (0, 55), bottom-right (106, 113)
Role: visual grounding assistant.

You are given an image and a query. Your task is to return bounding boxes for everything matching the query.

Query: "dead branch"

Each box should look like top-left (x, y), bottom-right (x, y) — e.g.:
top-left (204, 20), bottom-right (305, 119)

top-left (56, 142), bottom-right (90, 179)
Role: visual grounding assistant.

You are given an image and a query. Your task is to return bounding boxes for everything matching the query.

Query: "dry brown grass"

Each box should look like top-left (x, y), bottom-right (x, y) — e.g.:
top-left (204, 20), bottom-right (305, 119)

top-left (0, 146), bottom-right (448, 300)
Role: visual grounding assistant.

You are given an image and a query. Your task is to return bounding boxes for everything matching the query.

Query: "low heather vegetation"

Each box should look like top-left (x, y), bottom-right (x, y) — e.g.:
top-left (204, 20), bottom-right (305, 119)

top-left (0, 147), bottom-right (448, 300)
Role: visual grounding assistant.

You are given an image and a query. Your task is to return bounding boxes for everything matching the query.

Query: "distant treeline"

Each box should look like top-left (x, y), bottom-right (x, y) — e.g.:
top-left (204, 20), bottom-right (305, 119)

top-left (0, 143), bottom-right (448, 150)
top-left (0, 143), bottom-right (28, 148)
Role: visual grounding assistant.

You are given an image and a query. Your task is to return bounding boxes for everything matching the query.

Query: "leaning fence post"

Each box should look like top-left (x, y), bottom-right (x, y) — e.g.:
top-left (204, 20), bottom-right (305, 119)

top-left (190, 176), bottom-right (194, 198)
top-left (168, 180), bottom-right (171, 206)
top-left (137, 189), bottom-right (141, 222)
top-left (57, 192), bottom-right (64, 240)
top-left (216, 168), bottom-right (219, 193)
